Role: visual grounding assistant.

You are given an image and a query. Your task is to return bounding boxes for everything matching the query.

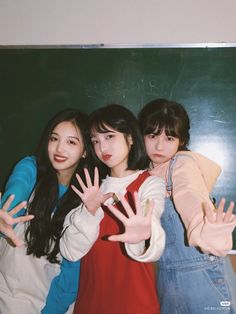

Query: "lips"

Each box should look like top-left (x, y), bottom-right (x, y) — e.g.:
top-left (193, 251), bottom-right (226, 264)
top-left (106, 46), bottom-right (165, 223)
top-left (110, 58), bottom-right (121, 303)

top-left (53, 155), bottom-right (68, 163)
top-left (153, 154), bottom-right (164, 158)
top-left (102, 154), bottom-right (112, 161)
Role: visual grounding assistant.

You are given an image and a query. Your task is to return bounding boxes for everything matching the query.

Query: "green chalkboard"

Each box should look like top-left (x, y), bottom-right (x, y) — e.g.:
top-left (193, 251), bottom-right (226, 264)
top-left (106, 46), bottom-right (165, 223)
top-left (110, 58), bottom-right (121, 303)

top-left (0, 47), bottom-right (236, 247)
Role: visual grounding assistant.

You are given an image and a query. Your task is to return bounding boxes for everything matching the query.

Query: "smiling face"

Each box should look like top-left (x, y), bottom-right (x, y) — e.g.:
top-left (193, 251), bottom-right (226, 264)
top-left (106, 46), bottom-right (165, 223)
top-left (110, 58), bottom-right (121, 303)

top-left (91, 125), bottom-right (133, 177)
top-left (144, 129), bottom-right (180, 167)
top-left (48, 121), bottom-right (85, 184)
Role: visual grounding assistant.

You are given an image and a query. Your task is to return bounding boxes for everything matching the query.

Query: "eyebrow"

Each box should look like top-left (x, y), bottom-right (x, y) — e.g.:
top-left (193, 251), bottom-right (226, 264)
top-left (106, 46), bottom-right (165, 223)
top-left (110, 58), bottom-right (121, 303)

top-left (68, 136), bottom-right (80, 141)
top-left (51, 132), bottom-right (80, 141)
top-left (91, 129), bottom-right (116, 137)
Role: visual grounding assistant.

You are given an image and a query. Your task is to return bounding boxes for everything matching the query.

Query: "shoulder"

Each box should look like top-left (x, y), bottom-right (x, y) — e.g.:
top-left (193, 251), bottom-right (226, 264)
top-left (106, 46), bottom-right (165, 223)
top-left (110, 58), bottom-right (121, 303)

top-left (131, 170), bottom-right (165, 190)
top-left (10, 155), bottom-right (37, 181)
top-left (174, 151), bottom-right (200, 170)
top-left (175, 151), bottom-right (221, 191)
top-left (145, 173), bottom-right (165, 186)
top-left (11, 155), bottom-right (37, 173)
top-left (139, 173), bottom-right (165, 195)
top-left (174, 150), bottom-right (221, 175)
top-left (16, 155), bottom-right (36, 168)
top-left (175, 151), bottom-right (196, 162)
top-left (138, 173), bottom-right (165, 209)
top-left (2, 156), bottom-right (37, 205)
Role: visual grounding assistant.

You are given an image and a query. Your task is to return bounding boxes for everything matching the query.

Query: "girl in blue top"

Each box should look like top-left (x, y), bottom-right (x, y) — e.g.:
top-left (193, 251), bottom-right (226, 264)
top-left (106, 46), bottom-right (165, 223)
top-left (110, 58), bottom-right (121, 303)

top-left (0, 108), bottom-right (93, 314)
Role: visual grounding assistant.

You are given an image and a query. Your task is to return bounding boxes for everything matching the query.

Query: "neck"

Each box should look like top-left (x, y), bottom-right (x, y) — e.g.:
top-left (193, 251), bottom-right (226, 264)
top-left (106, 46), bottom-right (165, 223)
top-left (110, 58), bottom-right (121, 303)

top-left (57, 171), bottom-right (72, 186)
top-left (110, 168), bottom-right (137, 178)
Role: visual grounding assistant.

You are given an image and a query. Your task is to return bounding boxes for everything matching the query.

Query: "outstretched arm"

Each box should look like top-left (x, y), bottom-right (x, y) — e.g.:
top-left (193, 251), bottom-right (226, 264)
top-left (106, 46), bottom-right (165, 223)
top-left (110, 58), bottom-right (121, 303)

top-left (107, 175), bottom-right (166, 262)
top-left (171, 155), bottom-right (235, 256)
top-left (1, 156), bottom-right (37, 218)
top-left (60, 168), bottom-right (113, 261)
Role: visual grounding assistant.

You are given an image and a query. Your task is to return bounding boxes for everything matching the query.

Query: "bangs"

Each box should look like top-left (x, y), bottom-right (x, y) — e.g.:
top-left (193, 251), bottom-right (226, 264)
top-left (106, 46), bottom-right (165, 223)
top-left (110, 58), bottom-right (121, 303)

top-left (90, 114), bottom-right (127, 136)
top-left (90, 120), bottom-right (115, 135)
top-left (144, 115), bottom-right (180, 138)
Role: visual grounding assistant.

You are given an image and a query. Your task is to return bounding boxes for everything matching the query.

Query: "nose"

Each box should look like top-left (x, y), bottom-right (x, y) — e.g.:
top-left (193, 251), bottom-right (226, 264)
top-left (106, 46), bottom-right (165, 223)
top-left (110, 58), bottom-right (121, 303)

top-left (56, 140), bottom-right (65, 153)
top-left (99, 140), bottom-right (108, 153)
top-left (155, 138), bottom-right (164, 150)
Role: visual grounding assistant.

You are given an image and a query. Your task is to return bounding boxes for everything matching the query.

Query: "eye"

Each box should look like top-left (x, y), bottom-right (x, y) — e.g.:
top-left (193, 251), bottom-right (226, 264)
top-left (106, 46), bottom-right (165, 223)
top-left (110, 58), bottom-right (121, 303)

top-left (105, 134), bottom-right (114, 140)
top-left (91, 139), bottom-right (98, 145)
top-left (49, 135), bottom-right (58, 142)
top-left (68, 139), bottom-right (77, 145)
top-left (167, 136), bottom-right (176, 141)
top-left (147, 133), bottom-right (156, 139)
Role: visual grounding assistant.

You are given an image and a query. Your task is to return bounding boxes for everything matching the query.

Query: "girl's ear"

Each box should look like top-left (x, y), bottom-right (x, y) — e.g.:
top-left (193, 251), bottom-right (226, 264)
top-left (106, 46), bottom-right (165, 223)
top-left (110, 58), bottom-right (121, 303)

top-left (127, 134), bottom-right (133, 146)
top-left (82, 151), bottom-right (87, 158)
top-left (179, 140), bottom-right (185, 150)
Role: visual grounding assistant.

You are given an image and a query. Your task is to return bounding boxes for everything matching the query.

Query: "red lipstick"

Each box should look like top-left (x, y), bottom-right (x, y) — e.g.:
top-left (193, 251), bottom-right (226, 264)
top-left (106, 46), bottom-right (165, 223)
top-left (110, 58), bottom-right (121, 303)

top-left (102, 154), bottom-right (112, 161)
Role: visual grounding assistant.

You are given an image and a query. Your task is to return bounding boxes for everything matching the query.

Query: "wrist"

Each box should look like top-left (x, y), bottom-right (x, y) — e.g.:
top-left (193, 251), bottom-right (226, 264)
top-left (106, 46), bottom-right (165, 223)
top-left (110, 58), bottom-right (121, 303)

top-left (86, 206), bottom-right (99, 215)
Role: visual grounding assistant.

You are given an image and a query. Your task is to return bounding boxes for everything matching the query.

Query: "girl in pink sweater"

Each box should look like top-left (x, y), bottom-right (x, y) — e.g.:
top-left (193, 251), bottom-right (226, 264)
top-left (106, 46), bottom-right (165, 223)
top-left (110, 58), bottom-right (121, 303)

top-left (138, 98), bottom-right (236, 314)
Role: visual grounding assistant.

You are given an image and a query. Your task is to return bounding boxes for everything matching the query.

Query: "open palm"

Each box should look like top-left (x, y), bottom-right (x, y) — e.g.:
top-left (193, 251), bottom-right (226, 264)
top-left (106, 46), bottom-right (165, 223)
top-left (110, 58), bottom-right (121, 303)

top-left (107, 192), bottom-right (153, 243)
top-left (0, 194), bottom-right (34, 247)
top-left (203, 197), bottom-right (236, 224)
top-left (71, 167), bottom-right (113, 215)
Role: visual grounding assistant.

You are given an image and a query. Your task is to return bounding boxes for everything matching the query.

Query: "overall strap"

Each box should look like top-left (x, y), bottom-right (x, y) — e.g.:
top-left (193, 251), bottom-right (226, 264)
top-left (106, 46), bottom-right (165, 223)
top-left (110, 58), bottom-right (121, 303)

top-left (166, 157), bottom-right (177, 194)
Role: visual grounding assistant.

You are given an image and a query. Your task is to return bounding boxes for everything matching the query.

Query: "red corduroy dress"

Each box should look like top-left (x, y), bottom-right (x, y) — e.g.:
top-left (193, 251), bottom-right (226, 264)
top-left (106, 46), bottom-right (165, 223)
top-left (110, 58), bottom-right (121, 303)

top-left (74, 171), bottom-right (160, 314)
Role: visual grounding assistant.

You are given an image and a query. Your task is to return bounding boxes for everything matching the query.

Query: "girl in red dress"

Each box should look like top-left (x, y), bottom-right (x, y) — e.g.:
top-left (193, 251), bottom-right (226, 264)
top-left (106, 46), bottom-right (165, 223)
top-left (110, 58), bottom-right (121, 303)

top-left (60, 104), bottom-right (166, 314)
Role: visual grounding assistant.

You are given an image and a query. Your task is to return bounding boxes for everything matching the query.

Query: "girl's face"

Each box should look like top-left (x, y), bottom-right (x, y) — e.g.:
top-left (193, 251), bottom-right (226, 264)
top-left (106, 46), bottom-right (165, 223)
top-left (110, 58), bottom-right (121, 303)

top-left (48, 121), bottom-right (85, 184)
top-left (91, 125), bottom-right (133, 177)
top-left (144, 130), bottom-right (180, 167)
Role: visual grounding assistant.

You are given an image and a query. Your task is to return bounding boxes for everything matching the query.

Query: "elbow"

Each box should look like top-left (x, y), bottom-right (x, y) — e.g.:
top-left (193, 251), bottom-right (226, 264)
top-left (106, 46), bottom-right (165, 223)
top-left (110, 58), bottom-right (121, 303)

top-left (150, 230), bottom-right (166, 262)
top-left (60, 242), bottom-right (79, 262)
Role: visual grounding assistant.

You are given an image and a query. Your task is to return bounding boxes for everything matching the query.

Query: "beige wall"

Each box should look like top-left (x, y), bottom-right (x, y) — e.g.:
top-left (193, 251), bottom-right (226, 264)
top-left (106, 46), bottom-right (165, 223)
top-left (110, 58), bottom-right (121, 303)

top-left (0, 0), bottom-right (235, 46)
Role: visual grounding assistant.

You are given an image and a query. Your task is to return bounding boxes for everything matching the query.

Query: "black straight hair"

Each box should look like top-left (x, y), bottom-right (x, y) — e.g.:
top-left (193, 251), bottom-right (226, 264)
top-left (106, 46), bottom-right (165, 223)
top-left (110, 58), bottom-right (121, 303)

top-left (138, 98), bottom-right (190, 150)
top-left (89, 104), bottom-right (148, 177)
top-left (25, 108), bottom-right (93, 263)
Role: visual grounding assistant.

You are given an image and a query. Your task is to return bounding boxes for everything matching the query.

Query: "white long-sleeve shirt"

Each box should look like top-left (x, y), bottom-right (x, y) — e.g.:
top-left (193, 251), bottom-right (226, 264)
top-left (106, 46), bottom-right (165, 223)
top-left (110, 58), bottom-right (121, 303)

top-left (60, 170), bottom-right (165, 262)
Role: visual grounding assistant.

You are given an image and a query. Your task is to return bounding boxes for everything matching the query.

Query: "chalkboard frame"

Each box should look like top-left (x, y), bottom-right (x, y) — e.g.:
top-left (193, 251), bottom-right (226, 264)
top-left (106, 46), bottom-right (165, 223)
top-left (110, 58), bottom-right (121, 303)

top-left (0, 43), bottom-right (236, 249)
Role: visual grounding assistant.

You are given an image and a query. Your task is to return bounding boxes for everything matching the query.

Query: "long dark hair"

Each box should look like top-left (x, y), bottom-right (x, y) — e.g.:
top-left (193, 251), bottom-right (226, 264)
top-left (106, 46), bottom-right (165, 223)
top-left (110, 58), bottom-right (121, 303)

top-left (89, 104), bottom-right (148, 178)
top-left (138, 98), bottom-right (190, 150)
top-left (25, 108), bottom-right (93, 263)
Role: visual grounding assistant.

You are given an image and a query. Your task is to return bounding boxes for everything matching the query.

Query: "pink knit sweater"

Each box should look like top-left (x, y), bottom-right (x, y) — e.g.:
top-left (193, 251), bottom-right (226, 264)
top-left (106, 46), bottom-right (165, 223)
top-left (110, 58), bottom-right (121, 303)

top-left (151, 151), bottom-right (236, 256)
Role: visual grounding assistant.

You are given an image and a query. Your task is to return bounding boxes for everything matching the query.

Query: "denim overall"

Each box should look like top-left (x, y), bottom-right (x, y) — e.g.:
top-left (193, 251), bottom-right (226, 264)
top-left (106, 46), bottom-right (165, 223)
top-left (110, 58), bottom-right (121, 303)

top-left (157, 155), bottom-right (236, 314)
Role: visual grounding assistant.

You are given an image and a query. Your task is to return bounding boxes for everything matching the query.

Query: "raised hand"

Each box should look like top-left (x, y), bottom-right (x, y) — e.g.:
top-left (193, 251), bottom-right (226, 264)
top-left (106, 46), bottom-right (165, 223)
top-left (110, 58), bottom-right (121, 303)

top-left (203, 198), bottom-right (236, 224)
top-left (107, 191), bottom-right (154, 243)
top-left (0, 193), bottom-right (34, 247)
top-left (71, 167), bottom-right (113, 215)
